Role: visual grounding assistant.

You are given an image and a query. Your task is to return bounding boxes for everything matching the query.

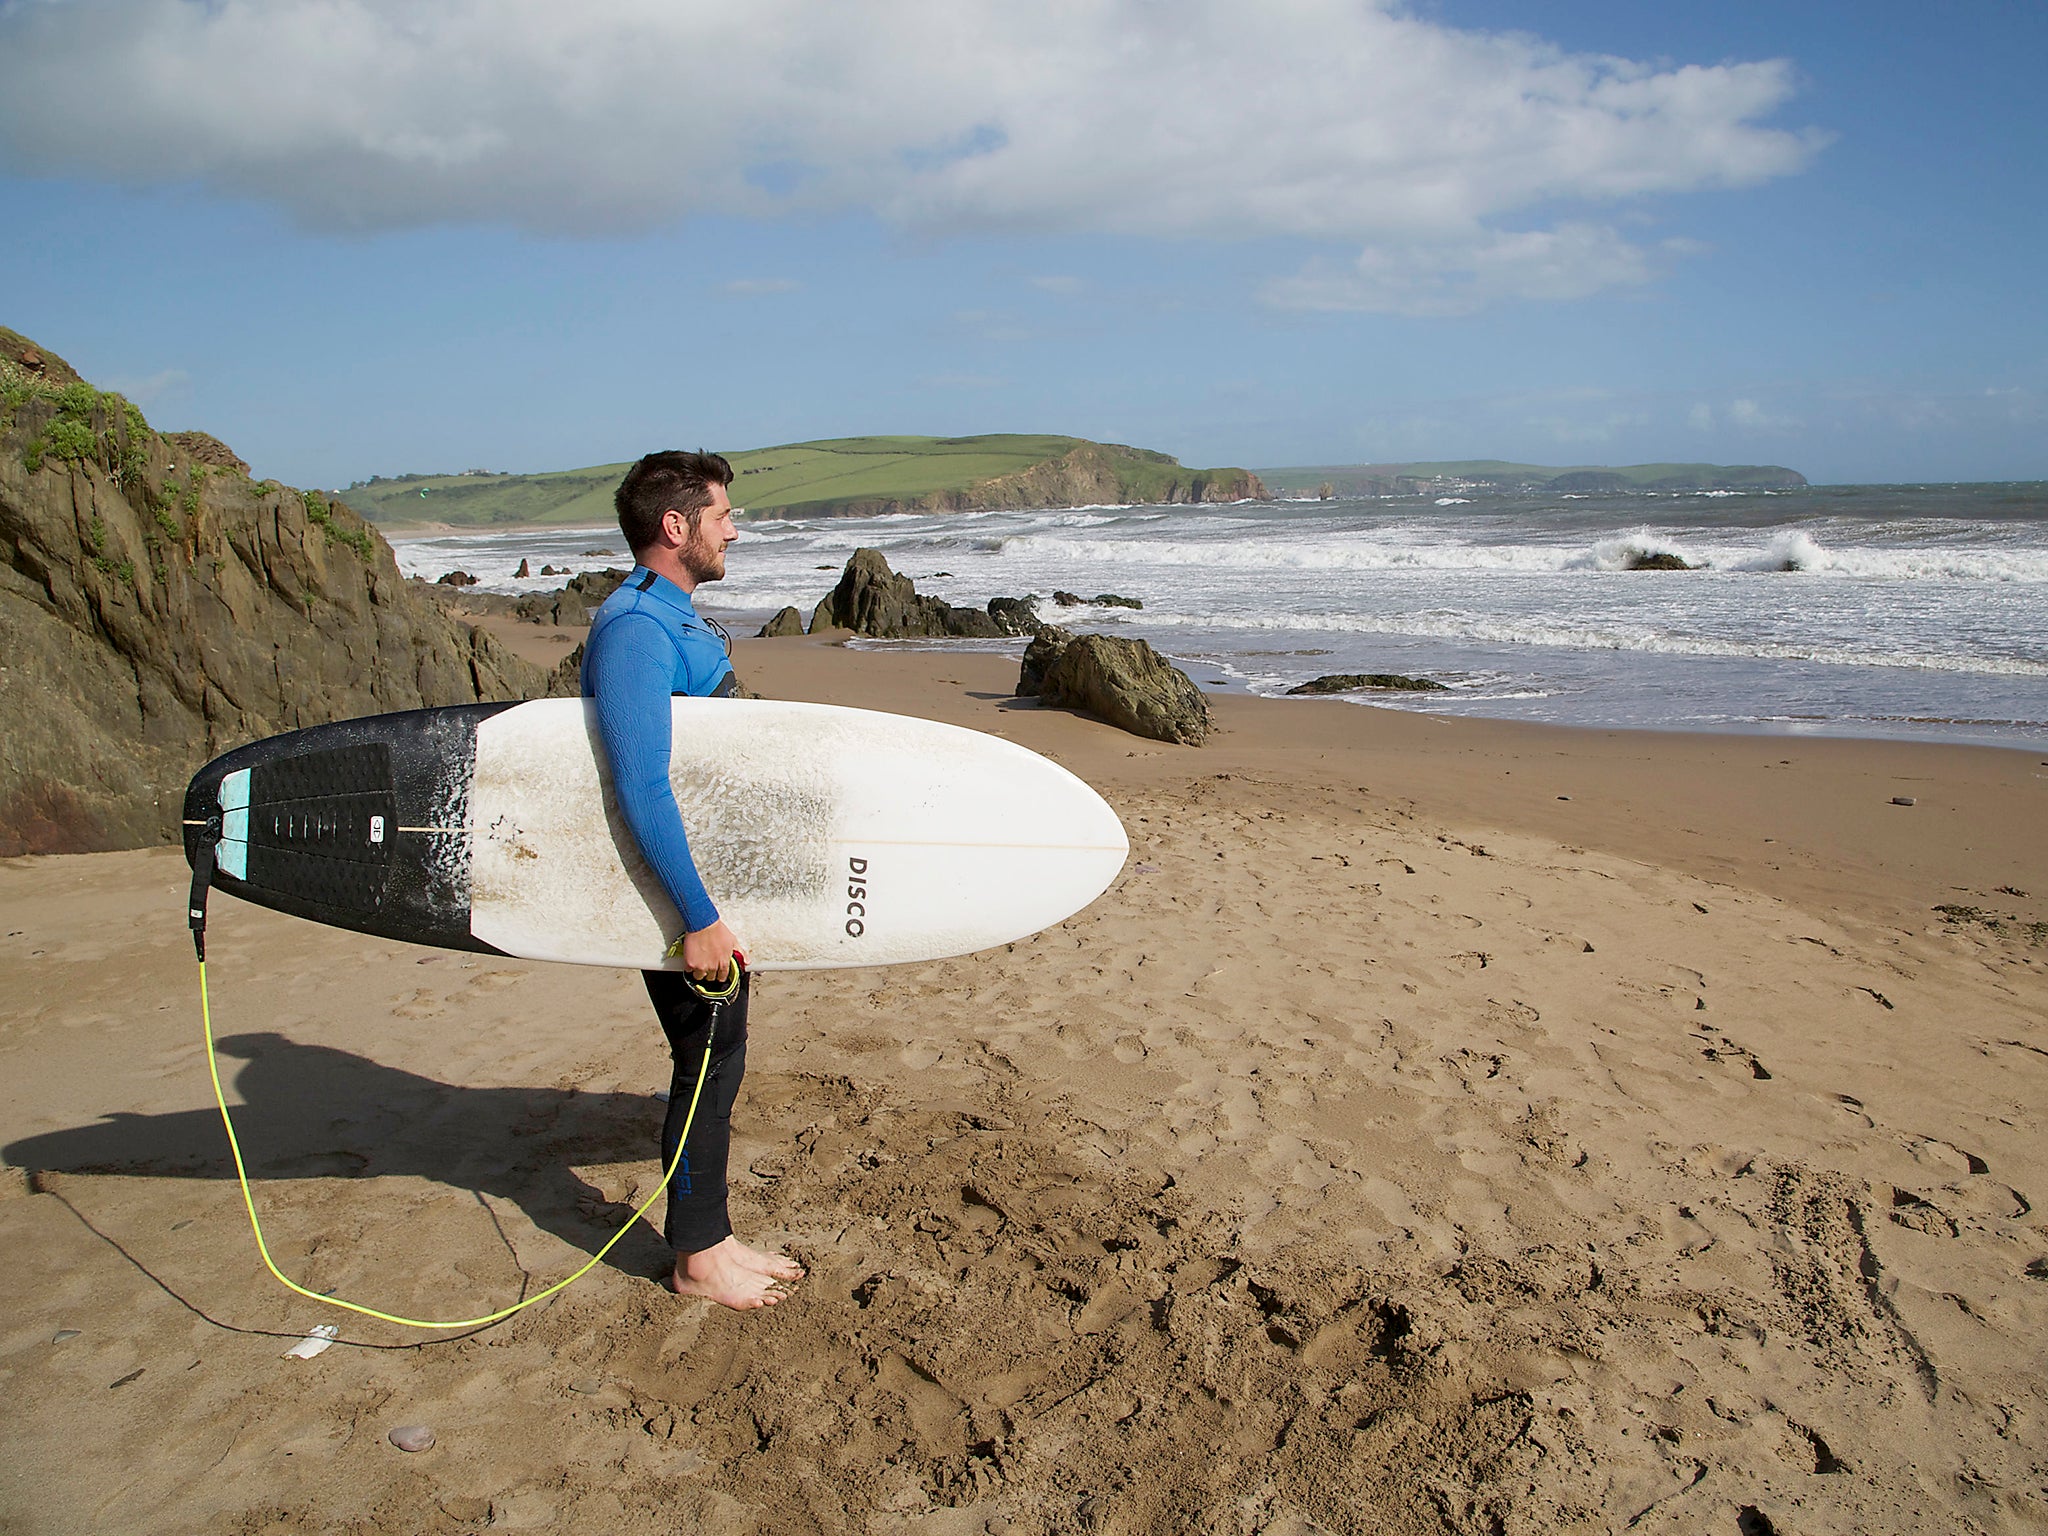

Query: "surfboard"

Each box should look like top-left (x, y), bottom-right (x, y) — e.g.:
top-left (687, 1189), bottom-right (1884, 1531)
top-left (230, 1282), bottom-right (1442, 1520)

top-left (181, 698), bottom-right (1128, 970)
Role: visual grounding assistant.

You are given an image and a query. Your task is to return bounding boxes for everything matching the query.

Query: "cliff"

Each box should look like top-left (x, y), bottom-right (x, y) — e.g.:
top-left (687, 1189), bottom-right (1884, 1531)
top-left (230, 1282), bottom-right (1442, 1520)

top-left (0, 328), bottom-right (554, 856)
top-left (751, 440), bottom-right (1268, 520)
top-left (339, 435), bottom-right (1268, 527)
top-left (1260, 460), bottom-right (1809, 497)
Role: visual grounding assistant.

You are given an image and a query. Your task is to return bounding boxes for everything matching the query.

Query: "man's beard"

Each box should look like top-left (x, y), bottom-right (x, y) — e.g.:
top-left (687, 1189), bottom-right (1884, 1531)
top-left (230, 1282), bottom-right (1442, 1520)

top-left (680, 531), bottom-right (726, 585)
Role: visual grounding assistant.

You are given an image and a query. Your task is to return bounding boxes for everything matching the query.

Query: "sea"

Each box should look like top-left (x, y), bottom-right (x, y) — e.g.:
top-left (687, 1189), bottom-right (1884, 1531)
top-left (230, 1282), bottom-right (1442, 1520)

top-left (387, 483), bottom-right (2048, 751)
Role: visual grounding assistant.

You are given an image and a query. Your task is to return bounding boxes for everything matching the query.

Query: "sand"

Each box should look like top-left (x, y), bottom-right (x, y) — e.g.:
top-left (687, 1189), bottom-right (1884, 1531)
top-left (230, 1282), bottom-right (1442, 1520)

top-left (3, 633), bottom-right (2045, 1535)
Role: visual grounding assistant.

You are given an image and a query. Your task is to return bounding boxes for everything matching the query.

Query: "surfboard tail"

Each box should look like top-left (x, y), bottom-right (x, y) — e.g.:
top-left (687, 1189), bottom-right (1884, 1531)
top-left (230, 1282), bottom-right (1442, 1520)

top-left (183, 703), bottom-right (520, 956)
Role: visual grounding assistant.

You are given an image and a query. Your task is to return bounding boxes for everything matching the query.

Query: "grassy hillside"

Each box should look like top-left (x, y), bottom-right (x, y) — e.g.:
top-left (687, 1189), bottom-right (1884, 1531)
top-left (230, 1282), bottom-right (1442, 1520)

top-left (339, 434), bottom-right (1256, 526)
top-left (1260, 460), bottom-right (1807, 495)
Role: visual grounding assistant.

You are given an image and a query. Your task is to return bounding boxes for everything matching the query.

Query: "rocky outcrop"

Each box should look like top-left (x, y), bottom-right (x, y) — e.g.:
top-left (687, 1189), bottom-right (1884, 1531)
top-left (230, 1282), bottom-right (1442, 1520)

top-left (515, 568), bottom-right (626, 626)
top-left (1054, 590), bottom-right (1143, 610)
top-left (162, 431), bottom-right (249, 476)
top-left (986, 596), bottom-right (1040, 635)
top-left (809, 549), bottom-right (1005, 638)
top-left (1019, 624), bottom-right (1074, 697)
top-left (423, 567), bottom-right (629, 625)
top-left (1622, 551), bottom-right (1694, 571)
top-left (757, 606), bottom-right (804, 637)
top-left (0, 331), bottom-right (559, 855)
top-left (1018, 627), bottom-right (1210, 745)
top-left (1288, 673), bottom-right (1447, 694)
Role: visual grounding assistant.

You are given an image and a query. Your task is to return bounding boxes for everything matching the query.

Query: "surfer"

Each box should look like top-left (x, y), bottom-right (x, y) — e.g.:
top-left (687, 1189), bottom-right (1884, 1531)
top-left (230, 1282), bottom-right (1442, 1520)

top-left (582, 449), bottom-right (805, 1310)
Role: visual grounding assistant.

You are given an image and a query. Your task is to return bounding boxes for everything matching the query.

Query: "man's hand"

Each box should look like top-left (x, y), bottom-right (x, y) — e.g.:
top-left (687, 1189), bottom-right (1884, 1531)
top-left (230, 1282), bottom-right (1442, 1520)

top-left (679, 918), bottom-right (745, 982)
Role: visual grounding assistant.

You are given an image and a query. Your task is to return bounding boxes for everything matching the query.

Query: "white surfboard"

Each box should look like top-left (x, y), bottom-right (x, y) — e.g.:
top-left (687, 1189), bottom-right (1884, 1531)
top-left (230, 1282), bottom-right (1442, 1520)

top-left (184, 698), bottom-right (1128, 971)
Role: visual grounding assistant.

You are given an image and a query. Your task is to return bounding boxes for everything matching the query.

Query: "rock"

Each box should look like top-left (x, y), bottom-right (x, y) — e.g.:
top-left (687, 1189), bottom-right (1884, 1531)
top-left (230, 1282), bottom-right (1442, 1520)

top-left (808, 549), bottom-right (1002, 638)
top-left (757, 606), bottom-right (805, 638)
top-left (514, 558), bottom-right (531, 578)
top-left (1287, 673), bottom-right (1447, 694)
top-left (1091, 592), bottom-right (1143, 609)
top-left (161, 431), bottom-right (249, 476)
top-left (387, 1424), bottom-right (436, 1453)
top-left (1623, 551), bottom-right (1694, 571)
top-left (0, 329), bottom-right (557, 855)
top-left (568, 1376), bottom-right (604, 1394)
top-left (514, 568), bottom-right (627, 626)
top-left (1018, 625), bottom-right (1074, 697)
top-left (549, 642), bottom-right (586, 698)
top-left (986, 596), bottom-right (1040, 635)
top-left (1053, 590), bottom-right (1083, 606)
top-left (51, 1329), bottom-right (80, 1344)
top-left (1025, 631), bottom-right (1210, 745)
top-left (437, 570), bottom-right (479, 586)
top-left (580, 548), bottom-right (617, 557)
top-left (1891, 796), bottom-right (1917, 807)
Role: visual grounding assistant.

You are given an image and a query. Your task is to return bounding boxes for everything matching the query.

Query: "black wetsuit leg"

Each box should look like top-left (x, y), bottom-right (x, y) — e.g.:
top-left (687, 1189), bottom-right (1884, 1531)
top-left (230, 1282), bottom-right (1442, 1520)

top-left (643, 969), bottom-right (750, 1254)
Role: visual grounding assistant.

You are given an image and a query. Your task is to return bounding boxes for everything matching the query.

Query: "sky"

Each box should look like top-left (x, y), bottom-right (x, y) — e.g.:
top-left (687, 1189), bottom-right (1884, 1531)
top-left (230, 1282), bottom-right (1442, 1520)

top-left (1, 0), bottom-right (2042, 489)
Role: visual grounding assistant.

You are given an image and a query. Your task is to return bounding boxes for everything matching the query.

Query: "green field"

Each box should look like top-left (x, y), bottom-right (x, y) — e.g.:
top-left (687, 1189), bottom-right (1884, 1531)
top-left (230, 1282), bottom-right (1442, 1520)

top-left (1259, 460), bottom-right (1807, 494)
top-left (338, 434), bottom-right (1207, 526)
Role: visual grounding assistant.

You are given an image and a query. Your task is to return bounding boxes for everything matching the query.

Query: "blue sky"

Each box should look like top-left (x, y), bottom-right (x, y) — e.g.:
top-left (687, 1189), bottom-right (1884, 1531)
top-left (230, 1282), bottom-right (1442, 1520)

top-left (1, 0), bottom-right (2042, 488)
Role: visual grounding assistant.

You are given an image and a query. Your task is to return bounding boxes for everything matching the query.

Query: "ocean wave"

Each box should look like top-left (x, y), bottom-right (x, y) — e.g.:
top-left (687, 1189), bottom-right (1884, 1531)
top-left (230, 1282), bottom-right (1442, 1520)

top-left (979, 528), bottom-right (2048, 582)
top-left (1121, 606), bottom-right (2048, 677)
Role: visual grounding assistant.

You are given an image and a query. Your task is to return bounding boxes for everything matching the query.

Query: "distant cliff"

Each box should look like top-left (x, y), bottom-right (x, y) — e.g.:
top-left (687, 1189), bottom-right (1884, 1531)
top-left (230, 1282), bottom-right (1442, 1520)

top-left (1261, 460), bottom-right (1809, 498)
top-left (754, 439), bottom-right (1268, 520)
top-left (338, 434), bottom-right (1267, 527)
top-left (0, 327), bottom-right (553, 855)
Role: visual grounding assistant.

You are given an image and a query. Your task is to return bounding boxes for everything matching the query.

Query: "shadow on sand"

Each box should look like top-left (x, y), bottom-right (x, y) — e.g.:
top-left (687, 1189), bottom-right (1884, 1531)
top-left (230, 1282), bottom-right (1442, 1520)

top-left (3, 1031), bottom-right (677, 1284)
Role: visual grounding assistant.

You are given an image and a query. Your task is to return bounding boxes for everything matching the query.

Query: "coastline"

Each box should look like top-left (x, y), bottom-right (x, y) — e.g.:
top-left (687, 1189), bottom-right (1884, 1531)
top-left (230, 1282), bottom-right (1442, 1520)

top-left (3, 634), bottom-right (2044, 1532)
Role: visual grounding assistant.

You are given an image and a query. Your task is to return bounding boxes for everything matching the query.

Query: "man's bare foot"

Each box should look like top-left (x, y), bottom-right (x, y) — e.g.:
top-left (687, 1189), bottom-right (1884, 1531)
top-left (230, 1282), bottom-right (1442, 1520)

top-left (730, 1240), bottom-right (805, 1283)
top-left (665, 1235), bottom-right (804, 1310)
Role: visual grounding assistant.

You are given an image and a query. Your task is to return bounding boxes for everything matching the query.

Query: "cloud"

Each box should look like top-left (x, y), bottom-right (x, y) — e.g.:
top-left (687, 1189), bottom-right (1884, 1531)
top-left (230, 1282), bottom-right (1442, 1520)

top-left (0, 0), bottom-right (1820, 307)
top-left (720, 278), bottom-right (801, 296)
top-left (1689, 397), bottom-right (1801, 433)
top-left (102, 367), bottom-right (192, 406)
top-left (1260, 223), bottom-right (1691, 316)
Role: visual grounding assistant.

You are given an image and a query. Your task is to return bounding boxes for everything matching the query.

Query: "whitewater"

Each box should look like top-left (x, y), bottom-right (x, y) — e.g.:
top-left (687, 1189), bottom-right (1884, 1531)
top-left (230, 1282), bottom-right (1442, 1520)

top-left (388, 482), bottom-right (2048, 750)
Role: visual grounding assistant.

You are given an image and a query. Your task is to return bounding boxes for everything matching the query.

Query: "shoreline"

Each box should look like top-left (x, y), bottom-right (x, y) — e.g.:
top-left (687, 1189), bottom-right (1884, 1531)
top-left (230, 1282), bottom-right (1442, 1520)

top-left (4, 635), bottom-right (2044, 1532)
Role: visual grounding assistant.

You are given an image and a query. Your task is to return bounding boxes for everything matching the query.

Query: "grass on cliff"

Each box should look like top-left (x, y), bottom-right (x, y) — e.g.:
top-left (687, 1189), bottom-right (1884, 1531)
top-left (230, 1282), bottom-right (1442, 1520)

top-left (338, 434), bottom-right (1199, 526)
top-left (2, 364), bottom-right (152, 490)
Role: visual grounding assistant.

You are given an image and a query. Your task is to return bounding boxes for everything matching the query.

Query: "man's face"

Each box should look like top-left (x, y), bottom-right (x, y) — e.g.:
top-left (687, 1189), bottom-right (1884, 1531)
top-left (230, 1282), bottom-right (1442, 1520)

top-left (678, 486), bottom-right (738, 585)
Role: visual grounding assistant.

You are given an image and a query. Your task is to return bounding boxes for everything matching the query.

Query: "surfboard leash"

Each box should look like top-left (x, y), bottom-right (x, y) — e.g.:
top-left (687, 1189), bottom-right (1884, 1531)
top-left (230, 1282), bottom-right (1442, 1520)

top-left (188, 855), bottom-right (736, 1331)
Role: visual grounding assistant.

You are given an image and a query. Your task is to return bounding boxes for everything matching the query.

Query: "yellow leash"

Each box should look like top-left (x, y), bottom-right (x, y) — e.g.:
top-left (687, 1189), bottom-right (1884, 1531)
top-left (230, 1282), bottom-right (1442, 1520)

top-left (198, 957), bottom-right (726, 1330)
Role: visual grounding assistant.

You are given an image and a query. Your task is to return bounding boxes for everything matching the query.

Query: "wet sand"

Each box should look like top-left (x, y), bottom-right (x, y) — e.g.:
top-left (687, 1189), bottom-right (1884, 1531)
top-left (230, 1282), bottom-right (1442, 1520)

top-left (2, 634), bottom-right (2044, 1534)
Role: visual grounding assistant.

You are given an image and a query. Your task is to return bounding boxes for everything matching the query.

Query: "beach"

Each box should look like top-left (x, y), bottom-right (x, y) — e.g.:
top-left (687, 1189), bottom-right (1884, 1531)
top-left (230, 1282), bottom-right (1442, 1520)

top-left (3, 634), bottom-right (2045, 1534)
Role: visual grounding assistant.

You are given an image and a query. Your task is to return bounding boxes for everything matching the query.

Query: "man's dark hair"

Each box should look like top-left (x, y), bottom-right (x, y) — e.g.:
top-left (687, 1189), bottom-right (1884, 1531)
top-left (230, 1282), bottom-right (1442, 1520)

top-left (615, 449), bottom-right (734, 552)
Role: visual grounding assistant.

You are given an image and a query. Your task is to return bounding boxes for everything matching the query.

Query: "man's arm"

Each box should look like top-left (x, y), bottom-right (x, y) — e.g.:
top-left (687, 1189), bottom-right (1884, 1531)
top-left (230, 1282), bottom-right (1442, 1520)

top-left (585, 613), bottom-right (721, 937)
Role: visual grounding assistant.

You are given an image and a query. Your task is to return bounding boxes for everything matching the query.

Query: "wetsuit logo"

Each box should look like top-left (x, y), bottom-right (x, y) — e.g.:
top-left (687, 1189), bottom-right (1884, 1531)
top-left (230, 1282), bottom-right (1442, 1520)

top-left (845, 856), bottom-right (868, 937)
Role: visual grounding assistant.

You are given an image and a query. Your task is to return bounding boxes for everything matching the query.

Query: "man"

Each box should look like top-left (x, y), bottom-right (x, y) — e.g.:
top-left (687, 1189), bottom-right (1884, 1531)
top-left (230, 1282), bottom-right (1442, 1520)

top-left (582, 449), bottom-right (804, 1310)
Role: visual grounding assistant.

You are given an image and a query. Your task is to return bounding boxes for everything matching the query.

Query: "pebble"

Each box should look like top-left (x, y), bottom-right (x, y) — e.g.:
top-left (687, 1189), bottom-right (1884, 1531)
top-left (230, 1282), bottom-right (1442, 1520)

top-left (568, 1376), bottom-right (603, 1395)
top-left (388, 1424), bottom-right (436, 1453)
top-left (1891, 796), bottom-right (1917, 806)
top-left (51, 1329), bottom-right (80, 1344)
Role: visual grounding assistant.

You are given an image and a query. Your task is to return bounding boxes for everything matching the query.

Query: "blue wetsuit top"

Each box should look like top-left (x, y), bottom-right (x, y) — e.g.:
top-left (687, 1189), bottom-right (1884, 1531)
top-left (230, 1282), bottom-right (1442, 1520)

top-left (581, 568), bottom-right (735, 935)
